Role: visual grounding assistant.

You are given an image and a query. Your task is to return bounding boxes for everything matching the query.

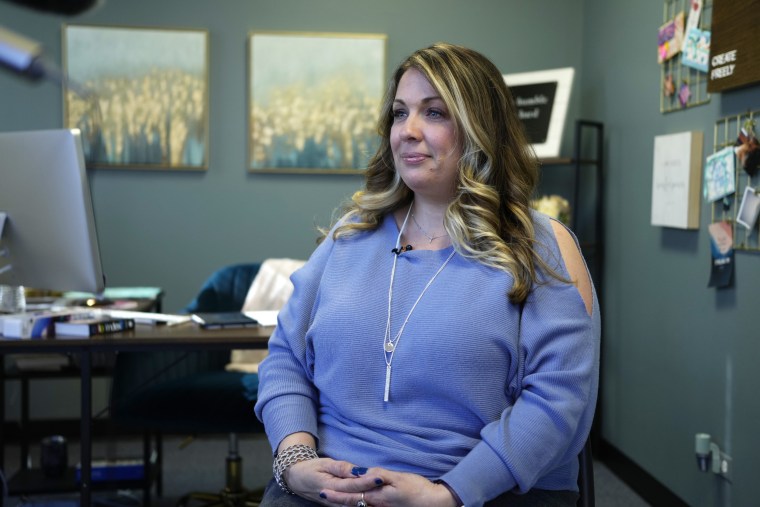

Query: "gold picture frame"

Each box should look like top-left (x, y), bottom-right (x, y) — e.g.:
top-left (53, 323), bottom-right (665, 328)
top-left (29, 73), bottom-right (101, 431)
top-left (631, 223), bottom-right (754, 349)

top-left (248, 31), bottom-right (386, 174)
top-left (63, 24), bottom-right (209, 170)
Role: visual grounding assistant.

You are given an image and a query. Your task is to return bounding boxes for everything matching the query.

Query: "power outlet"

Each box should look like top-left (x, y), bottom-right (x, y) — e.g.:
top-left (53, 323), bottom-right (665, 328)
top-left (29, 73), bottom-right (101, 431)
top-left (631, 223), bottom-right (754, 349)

top-left (715, 450), bottom-right (732, 483)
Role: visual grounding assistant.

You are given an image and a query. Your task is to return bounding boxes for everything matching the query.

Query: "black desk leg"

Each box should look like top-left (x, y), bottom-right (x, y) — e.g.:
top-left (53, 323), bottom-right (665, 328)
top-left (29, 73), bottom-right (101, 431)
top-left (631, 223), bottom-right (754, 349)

top-left (0, 353), bottom-right (5, 506)
top-left (20, 377), bottom-right (28, 471)
top-left (79, 350), bottom-right (92, 506)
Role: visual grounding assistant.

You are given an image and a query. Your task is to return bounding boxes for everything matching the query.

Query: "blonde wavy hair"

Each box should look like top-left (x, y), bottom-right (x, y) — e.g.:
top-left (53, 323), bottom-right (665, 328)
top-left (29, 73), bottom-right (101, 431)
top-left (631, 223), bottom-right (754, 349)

top-left (331, 43), bottom-right (552, 304)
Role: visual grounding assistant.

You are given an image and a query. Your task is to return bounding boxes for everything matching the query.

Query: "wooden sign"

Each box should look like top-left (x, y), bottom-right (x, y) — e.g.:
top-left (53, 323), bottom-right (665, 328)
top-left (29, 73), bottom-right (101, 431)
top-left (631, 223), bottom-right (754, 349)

top-left (651, 131), bottom-right (704, 230)
top-left (708, 0), bottom-right (760, 92)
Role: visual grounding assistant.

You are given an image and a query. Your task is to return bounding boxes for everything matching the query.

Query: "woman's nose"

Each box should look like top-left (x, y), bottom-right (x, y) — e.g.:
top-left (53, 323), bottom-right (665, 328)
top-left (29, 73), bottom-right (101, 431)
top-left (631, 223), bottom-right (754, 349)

top-left (400, 114), bottom-right (422, 140)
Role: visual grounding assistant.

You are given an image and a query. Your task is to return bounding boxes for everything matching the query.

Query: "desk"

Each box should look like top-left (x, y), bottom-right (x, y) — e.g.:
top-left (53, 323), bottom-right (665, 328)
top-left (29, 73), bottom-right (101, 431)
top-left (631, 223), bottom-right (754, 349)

top-left (0, 323), bottom-right (272, 505)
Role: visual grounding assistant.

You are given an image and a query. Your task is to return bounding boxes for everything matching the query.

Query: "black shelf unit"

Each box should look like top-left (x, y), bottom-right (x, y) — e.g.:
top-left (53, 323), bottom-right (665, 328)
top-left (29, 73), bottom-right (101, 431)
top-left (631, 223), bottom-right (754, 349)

top-left (540, 119), bottom-right (604, 299)
top-left (1, 359), bottom-right (157, 505)
top-left (540, 119), bottom-right (604, 450)
top-left (0, 298), bottom-right (164, 504)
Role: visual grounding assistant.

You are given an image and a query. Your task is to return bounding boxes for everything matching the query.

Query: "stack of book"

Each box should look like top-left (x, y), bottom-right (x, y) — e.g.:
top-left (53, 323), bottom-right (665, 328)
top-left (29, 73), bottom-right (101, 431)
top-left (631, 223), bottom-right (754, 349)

top-left (54, 316), bottom-right (135, 337)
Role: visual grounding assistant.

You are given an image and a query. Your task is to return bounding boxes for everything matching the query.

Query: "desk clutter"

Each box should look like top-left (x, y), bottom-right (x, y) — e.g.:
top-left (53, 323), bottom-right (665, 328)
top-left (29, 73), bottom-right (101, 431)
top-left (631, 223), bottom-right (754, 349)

top-left (0, 286), bottom-right (177, 339)
top-left (0, 308), bottom-right (192, 339)
top-left (0, 265), bottom-right (286, 505)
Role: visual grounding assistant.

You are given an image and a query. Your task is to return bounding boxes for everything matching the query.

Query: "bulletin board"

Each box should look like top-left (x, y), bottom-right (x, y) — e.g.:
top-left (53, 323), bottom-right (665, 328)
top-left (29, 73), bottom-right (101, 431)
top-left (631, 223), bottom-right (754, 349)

top-left (710, 110), bottom-right (760, 252)
top-left (659, 0), bottom-right (712, 113)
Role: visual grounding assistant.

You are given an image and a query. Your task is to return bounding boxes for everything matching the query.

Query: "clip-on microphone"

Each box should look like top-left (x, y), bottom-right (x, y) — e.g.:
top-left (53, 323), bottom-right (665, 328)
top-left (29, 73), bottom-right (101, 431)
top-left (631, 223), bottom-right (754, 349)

top-left (391, 244), bottom-right (413, 255)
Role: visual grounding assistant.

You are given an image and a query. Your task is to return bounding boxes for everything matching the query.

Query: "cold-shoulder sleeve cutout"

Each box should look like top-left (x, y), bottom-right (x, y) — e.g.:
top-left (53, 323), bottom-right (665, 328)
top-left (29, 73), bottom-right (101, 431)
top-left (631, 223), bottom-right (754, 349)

top-left (550, 220), bottom-right (593, 316)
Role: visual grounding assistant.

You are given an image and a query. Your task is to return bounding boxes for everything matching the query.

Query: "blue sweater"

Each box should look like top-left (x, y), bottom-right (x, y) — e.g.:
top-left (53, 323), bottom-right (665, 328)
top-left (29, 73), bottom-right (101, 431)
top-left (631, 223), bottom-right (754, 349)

top-left (255, 211), bottom-right (600, 507)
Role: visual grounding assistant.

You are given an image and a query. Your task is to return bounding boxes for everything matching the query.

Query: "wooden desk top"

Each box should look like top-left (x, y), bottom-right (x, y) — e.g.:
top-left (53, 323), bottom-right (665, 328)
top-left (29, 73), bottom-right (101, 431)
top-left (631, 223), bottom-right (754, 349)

top-left (0, 323), bottom-right (274, 353)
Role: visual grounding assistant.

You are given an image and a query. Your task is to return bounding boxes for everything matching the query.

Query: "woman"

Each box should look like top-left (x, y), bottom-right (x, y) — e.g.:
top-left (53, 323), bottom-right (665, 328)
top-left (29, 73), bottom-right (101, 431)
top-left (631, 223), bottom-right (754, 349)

top-left (255, 43), bottom-right (600, 507)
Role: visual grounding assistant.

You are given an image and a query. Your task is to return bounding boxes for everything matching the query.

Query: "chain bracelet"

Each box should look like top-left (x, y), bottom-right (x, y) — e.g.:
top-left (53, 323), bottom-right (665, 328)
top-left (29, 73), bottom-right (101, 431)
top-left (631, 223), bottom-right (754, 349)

top-left (273, 444), bottom-right (319, 494)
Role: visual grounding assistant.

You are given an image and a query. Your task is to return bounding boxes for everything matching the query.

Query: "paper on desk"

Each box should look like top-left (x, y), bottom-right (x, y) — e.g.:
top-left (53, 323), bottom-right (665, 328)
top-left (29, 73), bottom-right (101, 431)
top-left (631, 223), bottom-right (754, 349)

top-left (243, 310), bottom-right (278, 327)
top-left (96, 309), bottom-right (192, 326)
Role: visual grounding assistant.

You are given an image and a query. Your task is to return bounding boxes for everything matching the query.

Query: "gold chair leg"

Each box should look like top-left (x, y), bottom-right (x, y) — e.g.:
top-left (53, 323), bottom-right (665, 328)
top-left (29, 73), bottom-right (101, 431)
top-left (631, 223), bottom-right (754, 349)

top-left (175, 434), bottom-right (263, 507)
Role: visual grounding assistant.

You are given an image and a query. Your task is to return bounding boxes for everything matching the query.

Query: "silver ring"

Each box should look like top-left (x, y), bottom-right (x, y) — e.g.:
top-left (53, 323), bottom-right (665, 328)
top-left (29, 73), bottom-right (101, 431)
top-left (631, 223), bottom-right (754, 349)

top-left (357, 492), bottom-right (367, 507)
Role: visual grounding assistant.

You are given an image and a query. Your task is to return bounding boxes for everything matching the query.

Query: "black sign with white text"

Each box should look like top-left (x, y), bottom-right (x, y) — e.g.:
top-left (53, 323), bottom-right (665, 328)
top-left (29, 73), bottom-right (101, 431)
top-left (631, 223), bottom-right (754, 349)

top-left (509, 81), bottom-right (557, 144)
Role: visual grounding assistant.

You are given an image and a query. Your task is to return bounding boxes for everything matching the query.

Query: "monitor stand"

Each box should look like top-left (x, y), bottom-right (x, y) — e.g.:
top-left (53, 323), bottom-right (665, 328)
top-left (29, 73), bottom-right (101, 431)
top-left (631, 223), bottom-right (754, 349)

top-left (0, 212), bottom-right (9, 277)
top-left (67, 296), bottom-right (116, 308)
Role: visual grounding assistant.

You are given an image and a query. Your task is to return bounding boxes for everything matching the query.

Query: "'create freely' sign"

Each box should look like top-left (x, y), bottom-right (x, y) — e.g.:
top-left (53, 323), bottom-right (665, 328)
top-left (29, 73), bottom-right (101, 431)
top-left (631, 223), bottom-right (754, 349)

top-left (707, 0), bottom-right (760, 92)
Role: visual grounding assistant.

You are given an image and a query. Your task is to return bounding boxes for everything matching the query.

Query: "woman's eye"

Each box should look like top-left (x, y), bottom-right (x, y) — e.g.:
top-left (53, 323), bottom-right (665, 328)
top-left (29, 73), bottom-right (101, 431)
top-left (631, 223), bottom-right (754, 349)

top-left (392, 109), bottom-right (407, 120)
top-left (427, 108), bottom-right (445, 119)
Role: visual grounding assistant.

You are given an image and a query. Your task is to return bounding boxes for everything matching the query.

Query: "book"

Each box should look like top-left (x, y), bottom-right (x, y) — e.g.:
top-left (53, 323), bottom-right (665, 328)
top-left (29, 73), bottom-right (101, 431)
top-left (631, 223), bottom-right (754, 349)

top-left (75, 458), bottom-right (145, 482)
top-left (54, 317), bottom-right (136, 337)
top-left (191, 311), bottom-right (259, 329)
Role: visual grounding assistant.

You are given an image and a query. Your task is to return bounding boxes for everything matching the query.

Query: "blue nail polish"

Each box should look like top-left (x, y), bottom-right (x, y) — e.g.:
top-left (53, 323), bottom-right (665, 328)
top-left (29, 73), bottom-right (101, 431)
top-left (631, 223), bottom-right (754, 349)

top-left (375, 478), bottom-right (383, 485)
top-left (319, 492), bottom-right (327, 499)
top-left (351, 466), bottom-right (368, 476)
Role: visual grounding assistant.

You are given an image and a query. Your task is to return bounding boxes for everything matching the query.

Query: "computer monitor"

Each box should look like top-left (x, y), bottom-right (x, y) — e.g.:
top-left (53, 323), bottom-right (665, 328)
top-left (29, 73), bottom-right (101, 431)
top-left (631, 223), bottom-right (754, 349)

top-left (0, 128), bottom-right (106, 293)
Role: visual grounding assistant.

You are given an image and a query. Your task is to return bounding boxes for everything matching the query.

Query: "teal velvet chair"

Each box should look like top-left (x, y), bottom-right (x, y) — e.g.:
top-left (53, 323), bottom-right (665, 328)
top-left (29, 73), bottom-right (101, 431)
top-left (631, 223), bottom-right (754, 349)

top-left (109, 263), bottom-right (264, 506)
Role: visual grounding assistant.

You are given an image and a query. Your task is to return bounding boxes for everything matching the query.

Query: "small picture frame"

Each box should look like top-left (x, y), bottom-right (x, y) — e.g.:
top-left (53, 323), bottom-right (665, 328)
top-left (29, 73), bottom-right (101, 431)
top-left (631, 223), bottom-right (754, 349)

top-left (503, 67), bottom-right (574, 159)
top-left (736, 186), bottom-right (760, 230)
top-left (703, 146), bottom-right (736, 202)
top-left (658, 11), bottom-right (685, 63)
top-left (681, 27), bottom-right (710, 73)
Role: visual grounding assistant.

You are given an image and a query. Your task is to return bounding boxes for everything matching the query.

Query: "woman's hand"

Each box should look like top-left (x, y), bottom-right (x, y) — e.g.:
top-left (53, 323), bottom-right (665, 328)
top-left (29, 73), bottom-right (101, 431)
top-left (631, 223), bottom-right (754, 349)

top-left (284, 457), bottom-right (383, 505)
top-left (317, 467), bottom-right (458, 507)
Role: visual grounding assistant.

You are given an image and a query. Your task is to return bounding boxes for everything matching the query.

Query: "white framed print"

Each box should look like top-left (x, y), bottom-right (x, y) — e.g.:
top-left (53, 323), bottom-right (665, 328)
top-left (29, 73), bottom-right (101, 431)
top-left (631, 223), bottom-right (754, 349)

top-left (503, 67), bottom-right (574, 159)
top-left (651, 131), bottom-right (704, 229)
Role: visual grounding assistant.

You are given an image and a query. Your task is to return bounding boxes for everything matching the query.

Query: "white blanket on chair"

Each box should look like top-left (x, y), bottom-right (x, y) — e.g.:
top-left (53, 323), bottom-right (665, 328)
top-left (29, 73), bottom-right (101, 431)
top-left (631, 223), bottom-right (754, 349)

top-left (226, 258), bottom-right (306, 373)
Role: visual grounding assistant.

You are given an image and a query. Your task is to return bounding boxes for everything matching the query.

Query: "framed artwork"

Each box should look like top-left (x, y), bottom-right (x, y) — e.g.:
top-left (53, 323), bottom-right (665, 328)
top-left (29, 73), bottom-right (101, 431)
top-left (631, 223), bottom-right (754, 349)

top-left (503, 67), bottom-right (574, 159)
top-left (63, 24), bottom-right (209, 170)
top-left (248, 31), bottom-right (386, 174)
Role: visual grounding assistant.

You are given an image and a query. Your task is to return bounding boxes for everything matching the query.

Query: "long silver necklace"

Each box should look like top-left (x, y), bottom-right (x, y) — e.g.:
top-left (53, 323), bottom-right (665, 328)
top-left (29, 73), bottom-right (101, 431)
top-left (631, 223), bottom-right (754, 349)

top-left (411, 212), bottom-right (448, 243)
top-left (384, 203), bottom-right (455, 402)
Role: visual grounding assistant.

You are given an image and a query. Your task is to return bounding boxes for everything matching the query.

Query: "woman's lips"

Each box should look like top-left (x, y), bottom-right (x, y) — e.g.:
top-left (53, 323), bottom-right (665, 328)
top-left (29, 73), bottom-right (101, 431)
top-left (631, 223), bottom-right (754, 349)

top-left (400, 153), bottom-right (429, 164)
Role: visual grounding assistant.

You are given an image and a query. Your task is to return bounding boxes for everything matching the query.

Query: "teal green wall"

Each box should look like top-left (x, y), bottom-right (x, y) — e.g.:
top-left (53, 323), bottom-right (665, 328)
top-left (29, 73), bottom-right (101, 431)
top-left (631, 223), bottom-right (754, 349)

top-left (2, 0), bottom-right (759, 505)
top-left (581, 1), bottom-right (760, 506)
top-left (0, 0), bottom-right (584, 312)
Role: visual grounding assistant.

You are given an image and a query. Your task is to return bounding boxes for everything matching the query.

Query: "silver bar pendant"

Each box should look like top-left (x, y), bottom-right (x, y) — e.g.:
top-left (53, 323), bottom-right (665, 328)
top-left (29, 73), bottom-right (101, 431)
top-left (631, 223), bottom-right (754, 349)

top-left (384, 364), bottom-right (391, 402)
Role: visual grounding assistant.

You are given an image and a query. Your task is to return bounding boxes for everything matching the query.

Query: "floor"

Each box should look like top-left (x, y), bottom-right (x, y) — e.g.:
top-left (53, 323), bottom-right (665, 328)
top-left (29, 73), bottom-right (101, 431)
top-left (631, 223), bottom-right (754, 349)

top-left (2, 435), bottom-right (651, 506)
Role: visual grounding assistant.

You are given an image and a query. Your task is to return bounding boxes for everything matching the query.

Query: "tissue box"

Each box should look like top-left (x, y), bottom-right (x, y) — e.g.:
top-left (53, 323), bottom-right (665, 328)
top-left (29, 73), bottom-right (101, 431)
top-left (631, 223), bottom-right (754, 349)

top-left (0, 309), bottom-right (91, 339)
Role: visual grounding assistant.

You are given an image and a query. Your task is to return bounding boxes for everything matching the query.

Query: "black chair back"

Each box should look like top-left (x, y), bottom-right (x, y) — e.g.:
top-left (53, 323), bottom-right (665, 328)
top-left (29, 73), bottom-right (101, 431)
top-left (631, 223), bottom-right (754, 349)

top-left (577, 437), bottom-right (595, 507)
